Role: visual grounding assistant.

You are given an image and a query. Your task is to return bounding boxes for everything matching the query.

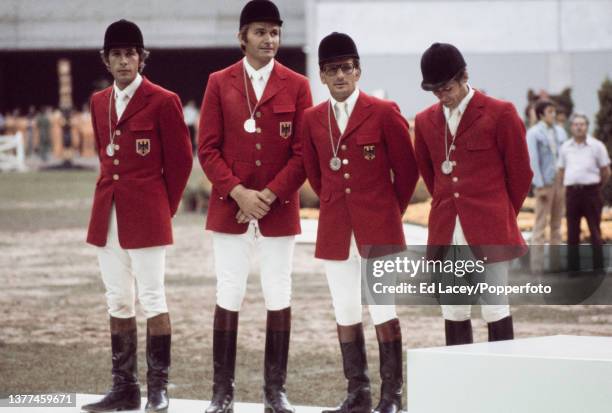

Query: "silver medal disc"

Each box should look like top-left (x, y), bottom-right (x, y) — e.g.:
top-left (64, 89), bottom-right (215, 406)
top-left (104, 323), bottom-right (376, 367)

top-left (106, 143), bottom-right (115, 157)
top-left (329, 157), bottom-right (342, 171)
top-left (244, 118), bottom-right (256, 133)
top-left (441, 160), bottom-right (453, 175)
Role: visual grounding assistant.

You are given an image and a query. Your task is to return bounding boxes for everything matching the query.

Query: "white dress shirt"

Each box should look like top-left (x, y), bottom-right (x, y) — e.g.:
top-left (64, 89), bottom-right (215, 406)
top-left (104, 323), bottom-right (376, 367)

top-left (443, 84), bottom-right (475, 136)
top-left (330, 88), bottom-right (360, 134)
top-left (114, 73), bottom-right (143, 119)
top-left (243, 57), bottom-right (274, 101)
top-left (558, 135), bottom-right (611, 186)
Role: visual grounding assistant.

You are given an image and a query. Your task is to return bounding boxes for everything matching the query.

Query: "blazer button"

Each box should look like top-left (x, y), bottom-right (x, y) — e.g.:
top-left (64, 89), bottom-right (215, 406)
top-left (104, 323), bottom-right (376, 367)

top-left (452, 176), bottom-right (458, 182)
top-left (256, 111), bottom-right (262, 118)
top-left (113, 159), bottom-right (119, 165)
top-left (113, 174), bottom-right (119, 181)
top-left (345, 188), bottom-right (351, 194)
top-left (256, 127), bottom-right (262, 133)
top-left (454, 192), bottom-right (459, 198)
top-left (342, 159), bottom-right (349, 165)
top-left (114, 144), bottom-right (120, 151)
top-left (255, 143), bottom-right (262, 150)
top-left (255, 160), bottom-right (262, 167)
top-left (344, 173), bottom-right (350, 179)
top-left (341, 144), bottom-right (347, 151)
top-left (115, 130), bottom-right (121, 136)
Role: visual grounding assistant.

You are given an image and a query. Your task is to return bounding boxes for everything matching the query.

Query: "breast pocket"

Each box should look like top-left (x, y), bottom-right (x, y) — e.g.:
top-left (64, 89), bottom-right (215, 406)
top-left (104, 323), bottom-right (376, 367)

top-left (356, 134), bottom-right (382, 161)
top-left (466, 137), bottom-right (495, 151)
top-left (130, 122), bottom-right (154, 157)
top-left (273, 104), bottom-right (296, 140)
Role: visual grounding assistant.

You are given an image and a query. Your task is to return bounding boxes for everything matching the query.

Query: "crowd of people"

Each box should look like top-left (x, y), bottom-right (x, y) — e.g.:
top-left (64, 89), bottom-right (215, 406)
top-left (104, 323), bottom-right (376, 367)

top-left (527, 99), bottom-right (610, 272)
top-left (0, 102), bottom-right (202, 163)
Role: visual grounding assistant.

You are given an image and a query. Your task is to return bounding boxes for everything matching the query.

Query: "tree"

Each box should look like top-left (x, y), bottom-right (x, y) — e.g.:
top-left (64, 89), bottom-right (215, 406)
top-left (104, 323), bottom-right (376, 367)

top-left (595, 78), bottom-right (612, 204)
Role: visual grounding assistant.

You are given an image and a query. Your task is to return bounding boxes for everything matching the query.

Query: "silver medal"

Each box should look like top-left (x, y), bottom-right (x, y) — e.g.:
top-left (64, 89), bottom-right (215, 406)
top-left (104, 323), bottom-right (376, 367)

top-left (441, 160), bottom-right (453, 175)
top-left (106, 143), bottom-right (115, 157)
top-left (244, 118), bottom-right (256, 133)
top-left (329, 157), bottom-right (342, 171)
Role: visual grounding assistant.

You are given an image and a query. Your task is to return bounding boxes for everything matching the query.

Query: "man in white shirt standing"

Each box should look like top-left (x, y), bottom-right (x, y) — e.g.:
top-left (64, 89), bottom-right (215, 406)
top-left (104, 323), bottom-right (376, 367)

top-left (558, 112), bottom-right (610, 270)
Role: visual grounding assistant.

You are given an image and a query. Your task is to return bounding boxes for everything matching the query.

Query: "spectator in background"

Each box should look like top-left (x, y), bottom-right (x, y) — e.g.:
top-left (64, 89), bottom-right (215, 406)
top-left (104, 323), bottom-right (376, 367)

top-left (558, 113), bottom-right (610, 270)
top-left (527, 100), bottom-right (568, 271)
top-left (0, 111), bottom-right (5, 134)
top-left (36, 107), bottom-right (52, 161)
top-left (25, 106), bottom-right (36, 157)
top-left (183, 100), bottom-right (198, 153)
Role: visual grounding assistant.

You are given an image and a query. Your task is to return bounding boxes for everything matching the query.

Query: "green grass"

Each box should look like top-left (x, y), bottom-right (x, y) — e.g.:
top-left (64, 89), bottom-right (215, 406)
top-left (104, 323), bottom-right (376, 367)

top-left (0, 171), bottom-right (97, 231)
top-left (0, 167), bottom-right (206, 232)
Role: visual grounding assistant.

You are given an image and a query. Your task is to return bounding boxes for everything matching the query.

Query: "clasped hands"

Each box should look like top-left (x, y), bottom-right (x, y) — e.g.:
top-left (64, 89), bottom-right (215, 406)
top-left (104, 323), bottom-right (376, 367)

top-left (229, 184), bottom-right (277, 224)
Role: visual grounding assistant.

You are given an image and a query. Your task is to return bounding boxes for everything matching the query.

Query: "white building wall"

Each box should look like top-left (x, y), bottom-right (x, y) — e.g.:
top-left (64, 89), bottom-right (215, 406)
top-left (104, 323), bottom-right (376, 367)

top-left (307, 0), bottom-right (612, 123)
top-left (0, 0), bottom-right (306, 49)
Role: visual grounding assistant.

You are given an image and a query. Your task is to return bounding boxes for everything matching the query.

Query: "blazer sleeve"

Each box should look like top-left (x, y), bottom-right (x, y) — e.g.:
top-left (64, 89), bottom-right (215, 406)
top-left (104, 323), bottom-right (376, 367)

top-left (301, 111), bottom-right (322, 197)
top-left (159, 94), bottom-right (193, 216)
top-left (496, 103), bottom-right (533, 215)
top-left (266, 77), bottom-right (314, 202)
top-left (383, 102), bottom-right (419, 214)
top-left (197, 73), bottom-right (242, 198)
top-left (414, 116), bottom-right (435, 197)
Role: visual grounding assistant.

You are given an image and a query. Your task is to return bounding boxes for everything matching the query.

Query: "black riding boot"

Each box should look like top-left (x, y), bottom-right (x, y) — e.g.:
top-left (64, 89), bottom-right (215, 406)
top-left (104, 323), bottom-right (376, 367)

top-left (373, 319), bottom-right (404, 413)
top-left (322, 323), bottom-right (372, 413)
top-left (444, 319), bottom-right (474, 346)
top-left (82, 317), bottom-right (141, 412)
top-left (487, 315), bottom-right (514, 342)
top-left (205, 306), bottom-right (238, 413)
top-left (263, 308), bottom-right (294, 413)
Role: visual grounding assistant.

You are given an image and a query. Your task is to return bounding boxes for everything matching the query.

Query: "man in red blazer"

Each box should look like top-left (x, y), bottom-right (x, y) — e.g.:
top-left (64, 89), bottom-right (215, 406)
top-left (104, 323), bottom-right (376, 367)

top-left (414, 43), bottom-right (533, 345)
top-left (83, 20), bottom-right (192, 413)
top-left (197, 2), bottom-right (312, 413)
top-left (302, 33), bottom-right (418, 413)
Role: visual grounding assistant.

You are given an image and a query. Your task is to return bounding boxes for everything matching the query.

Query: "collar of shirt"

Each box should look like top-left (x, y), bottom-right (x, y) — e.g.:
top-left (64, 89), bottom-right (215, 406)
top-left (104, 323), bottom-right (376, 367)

top-left (113, 73), bottom-right (143, 100)
top-left (330, 88), bottom-right (360, 118)
top-left (443, 84), bottom-right (474, 121)
top-left (243, 57), bottom-right (274, 84)
top-left (569, 135), bottom-right (595, 147)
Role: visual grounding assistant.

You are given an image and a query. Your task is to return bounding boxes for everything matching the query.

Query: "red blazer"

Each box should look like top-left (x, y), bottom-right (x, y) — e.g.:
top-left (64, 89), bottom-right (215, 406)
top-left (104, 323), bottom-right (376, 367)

top-left (302, 92), bottom-right (419, 260)
top-left (86, 77), bottom-right (193, 248)
top-left (414, 90), bottom-right (533, 262)
top-left (198, 60), bottom-right (313, 236)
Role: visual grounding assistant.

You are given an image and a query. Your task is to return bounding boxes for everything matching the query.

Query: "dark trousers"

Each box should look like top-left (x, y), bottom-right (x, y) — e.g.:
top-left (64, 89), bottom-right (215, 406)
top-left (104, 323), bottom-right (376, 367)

top-left (566, 184), bottom-right (604, 270)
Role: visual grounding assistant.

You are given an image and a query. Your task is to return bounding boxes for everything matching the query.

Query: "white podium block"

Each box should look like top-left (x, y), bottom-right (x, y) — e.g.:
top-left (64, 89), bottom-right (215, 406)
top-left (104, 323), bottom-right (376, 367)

top-left (407, 335), bottom-right (612, 413)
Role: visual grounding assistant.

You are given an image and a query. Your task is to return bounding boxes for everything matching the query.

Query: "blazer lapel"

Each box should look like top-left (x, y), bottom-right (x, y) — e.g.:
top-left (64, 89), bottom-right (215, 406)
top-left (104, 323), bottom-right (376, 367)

top-left (257, 62), bottom-right (287, 107)
top-left (116, 77), bottom-right (152, 126)
top-left (342, 92), bottom-right (373, 139)
top-left (455, 90), bottom-right (484, 138)
top-left (230, 61), bottom-right (258, 107)
top-left (427, 103), bottom-right (446, 139)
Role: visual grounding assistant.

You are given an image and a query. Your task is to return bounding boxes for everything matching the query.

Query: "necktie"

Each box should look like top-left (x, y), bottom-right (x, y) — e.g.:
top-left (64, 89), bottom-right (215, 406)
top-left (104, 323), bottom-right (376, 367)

top-left (116, 92), bottom-right (129, 119)
top-left (251, 74), bottom-right (265, 100)
top-left (335, 101), bottom-right (348, 134)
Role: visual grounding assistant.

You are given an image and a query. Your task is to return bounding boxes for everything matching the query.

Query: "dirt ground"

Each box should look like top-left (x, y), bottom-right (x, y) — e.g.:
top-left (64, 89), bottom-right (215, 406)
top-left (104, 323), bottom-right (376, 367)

top-left (2, 169), bottom-right (612, 406)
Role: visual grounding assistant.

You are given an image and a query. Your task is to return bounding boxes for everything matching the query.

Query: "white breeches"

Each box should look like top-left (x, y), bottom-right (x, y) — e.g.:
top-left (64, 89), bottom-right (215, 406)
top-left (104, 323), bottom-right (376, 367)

top-left (212, 220), bottom-right (294, 312)
top-left (323, 235), bottom-right (398, 326)
top-left (96, 204), bottom-right (167, 319)
top-left (441, 216), bottom-right (511, 323)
